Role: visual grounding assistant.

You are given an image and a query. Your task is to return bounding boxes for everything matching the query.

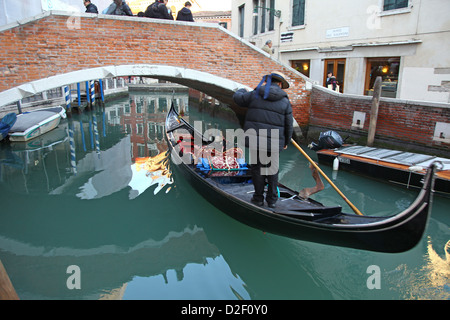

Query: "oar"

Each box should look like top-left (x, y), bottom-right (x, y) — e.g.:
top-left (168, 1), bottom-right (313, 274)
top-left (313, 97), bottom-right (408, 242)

top-left (290, 138), bottom-right (364, 216)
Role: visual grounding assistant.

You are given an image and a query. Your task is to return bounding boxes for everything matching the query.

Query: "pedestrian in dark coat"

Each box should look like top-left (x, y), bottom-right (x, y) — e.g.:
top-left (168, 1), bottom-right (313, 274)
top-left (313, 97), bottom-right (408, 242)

top-left (106, 0), bottom-right (133, 16)
top-left (326, 72), bottom-right (338, 91)
top-left (233, 72), bottom-right (293, 208)
top-left (176, 1), bottom-right (194, 22)
top-left (145, 0), bottom-right (173, 20)
top-left (84, 0), bottom-right (98, 13)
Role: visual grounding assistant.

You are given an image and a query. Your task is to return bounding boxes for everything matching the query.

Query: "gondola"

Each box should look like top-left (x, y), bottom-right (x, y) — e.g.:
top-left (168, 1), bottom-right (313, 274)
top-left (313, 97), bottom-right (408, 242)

top-left (165, 104), bottom-right (437, 253)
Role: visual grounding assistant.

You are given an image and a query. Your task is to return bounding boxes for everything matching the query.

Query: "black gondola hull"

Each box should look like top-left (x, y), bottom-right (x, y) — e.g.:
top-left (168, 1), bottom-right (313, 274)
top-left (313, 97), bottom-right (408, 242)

top-left (165, 105), bottom-right (435, 253)
top-left (171, 159), bottom-right (430, 253)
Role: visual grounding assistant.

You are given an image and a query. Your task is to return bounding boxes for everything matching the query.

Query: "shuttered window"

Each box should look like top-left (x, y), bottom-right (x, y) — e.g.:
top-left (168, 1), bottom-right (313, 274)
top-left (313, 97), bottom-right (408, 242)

top-left (292, 0), bottom-right (305, 27)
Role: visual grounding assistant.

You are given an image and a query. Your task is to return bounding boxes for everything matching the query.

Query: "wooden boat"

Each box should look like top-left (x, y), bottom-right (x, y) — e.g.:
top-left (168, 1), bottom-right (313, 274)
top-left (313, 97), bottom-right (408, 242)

top-left (316, 146), bottom-right (450, 196)
top-left (165, 105), bottom-right (437, 253)
top-left (8, 106), bottom-right (66, 142)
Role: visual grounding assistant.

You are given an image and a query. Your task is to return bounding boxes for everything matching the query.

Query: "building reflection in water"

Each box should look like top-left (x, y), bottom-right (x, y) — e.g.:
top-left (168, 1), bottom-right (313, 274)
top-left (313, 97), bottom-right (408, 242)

top-left (0, 89), bottom-right (190, 200)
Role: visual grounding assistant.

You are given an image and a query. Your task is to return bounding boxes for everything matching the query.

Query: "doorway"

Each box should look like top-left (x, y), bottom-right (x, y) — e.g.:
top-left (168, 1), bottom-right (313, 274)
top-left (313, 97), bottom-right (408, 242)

top-left (324, 59), bottom-right (345, 93)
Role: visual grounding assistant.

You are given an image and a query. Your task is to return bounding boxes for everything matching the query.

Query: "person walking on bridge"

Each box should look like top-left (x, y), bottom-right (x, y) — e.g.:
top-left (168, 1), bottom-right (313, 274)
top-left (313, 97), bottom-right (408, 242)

top-left (145, 0), bottom-right (174, 20)
top-left (176, 1), bottom-right (194, 22)
top-left (84, 0), bottom-right (98, 13)
top-left (105, 0), bottom-right (133, 16)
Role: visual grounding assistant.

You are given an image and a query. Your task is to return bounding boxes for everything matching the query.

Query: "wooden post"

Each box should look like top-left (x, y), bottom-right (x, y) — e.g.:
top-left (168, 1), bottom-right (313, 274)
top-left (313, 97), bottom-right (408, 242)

top-left (367, 76), bottom-right (382, 147)
top-left (0, 260), bottom-right (19, 300)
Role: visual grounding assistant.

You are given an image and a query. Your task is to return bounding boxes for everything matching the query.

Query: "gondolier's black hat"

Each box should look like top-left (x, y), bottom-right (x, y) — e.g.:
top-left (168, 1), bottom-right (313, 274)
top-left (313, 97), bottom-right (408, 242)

top-left (256, 71), bottom-right (290, 99)
top-left (270, 71), bottom-right (290, 89)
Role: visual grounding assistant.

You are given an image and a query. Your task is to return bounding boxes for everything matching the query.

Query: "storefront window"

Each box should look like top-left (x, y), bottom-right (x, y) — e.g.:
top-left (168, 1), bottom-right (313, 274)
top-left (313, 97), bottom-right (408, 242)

top-left (291, 60), bottom-right (310, 78)
top-left (365, 57), bottom-right (400, 98)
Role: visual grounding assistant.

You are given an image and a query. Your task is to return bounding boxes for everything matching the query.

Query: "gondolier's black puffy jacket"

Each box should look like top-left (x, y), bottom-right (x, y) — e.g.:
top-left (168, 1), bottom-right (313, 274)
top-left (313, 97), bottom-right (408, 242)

top-left (233, 84), bottom-right (293, 151)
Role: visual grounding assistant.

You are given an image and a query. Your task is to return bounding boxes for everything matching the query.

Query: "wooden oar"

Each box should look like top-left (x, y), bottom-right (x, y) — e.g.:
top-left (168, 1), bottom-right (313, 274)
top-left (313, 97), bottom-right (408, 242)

top-left (290, 138), bottom-right (364, 216)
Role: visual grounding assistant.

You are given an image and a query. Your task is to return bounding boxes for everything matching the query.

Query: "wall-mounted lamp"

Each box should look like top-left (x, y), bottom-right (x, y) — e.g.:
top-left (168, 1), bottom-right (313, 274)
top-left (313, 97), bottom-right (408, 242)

top-left (253, 6), bottom-right (281, 18)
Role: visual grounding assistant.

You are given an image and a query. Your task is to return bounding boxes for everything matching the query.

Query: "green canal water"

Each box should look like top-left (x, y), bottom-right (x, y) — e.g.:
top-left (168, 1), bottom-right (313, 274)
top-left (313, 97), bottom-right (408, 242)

top-left (0, 90), bottom-right (449, 300)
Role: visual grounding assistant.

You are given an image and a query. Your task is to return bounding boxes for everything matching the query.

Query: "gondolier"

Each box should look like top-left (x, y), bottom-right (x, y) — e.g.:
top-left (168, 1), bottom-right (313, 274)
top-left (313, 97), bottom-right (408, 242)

top-left (233, 71), bottom-right (293, 208)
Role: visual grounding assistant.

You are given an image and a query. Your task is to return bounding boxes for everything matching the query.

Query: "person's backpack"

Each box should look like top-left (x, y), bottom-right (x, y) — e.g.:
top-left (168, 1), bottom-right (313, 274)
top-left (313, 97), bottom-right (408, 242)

top-left (145, 2), bottom-right (160, 18)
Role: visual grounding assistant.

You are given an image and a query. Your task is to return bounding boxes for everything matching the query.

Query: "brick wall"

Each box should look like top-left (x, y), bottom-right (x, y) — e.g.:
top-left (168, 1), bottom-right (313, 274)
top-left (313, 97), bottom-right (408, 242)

top-left (309, 86), bottom-right (450, 153)
top-left (0, 13), bottom-right (310, 126)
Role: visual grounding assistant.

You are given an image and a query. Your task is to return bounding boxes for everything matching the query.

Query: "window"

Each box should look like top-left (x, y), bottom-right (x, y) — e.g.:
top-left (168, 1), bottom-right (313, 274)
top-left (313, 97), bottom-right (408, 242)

top-left (292, 0), bottom-right (305, 27)
top-left (268, 0), bottom-right (275, 31)
top-left (365, 57), bottom-right (400, 98)
top-left (383, 0), bottom-right (408, 11)
top-left (253, 0), bottom-right (258, 35)
top-left (291, 60), bottom-right (310, 78)
top-left (239, 5), bottom-right (245, 37)
top-left (260, 0), bottom-right (266, 33)
top-left (253, 0), bottom-right (276, 34)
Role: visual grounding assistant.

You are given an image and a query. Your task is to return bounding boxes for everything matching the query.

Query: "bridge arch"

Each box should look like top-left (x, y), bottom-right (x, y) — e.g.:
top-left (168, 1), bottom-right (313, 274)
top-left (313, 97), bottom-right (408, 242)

top-left (0, 11), bottom-right (311, 129)
top-left (0, 64), bottom-right (247, 107)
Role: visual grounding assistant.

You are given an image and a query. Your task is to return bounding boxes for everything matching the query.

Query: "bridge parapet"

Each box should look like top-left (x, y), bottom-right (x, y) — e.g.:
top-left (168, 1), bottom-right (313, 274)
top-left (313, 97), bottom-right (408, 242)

top-left (0, 12), bottom-right (311, 127)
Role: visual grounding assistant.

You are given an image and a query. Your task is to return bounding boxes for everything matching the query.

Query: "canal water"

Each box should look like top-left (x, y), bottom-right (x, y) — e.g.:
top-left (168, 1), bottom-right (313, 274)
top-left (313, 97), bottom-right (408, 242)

top-left (0, 89), bottom-right (448, 300)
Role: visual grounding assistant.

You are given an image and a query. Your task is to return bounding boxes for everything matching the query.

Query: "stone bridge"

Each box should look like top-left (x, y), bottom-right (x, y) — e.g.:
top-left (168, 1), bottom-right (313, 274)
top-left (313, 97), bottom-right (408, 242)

top-left (0, 11), bottom-right (311, 131)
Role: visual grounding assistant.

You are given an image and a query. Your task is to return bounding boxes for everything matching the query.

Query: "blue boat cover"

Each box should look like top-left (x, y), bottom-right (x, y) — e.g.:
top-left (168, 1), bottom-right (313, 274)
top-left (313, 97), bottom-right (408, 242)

top-left (0, 113), bottom-right (17, 140)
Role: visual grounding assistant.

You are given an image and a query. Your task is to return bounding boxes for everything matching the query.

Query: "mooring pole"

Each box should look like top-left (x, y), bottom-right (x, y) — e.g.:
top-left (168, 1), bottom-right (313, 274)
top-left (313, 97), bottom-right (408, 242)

top-left (99, 79), bottom-right (105, 102)
top-left (367, 76), bottom-right (382, 147)
top-left (77, 83), bottom-right (81, 107)
top-left (16, 100), bottom-right (22, 114)
top-left (64, 86), bottom-right (71, 117)
top-left (90, 80), bottom-right (96, 108)
top-left (85, 81), bottom-right (91, 111)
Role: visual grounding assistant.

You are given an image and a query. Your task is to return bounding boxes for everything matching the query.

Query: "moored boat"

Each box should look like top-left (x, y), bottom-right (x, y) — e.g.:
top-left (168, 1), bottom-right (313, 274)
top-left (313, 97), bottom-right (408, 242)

top-left (316, 146), bottom-right (450, 196)
top-left (8, 106), bottom-right (66, 142)
top-left (165, 104), bottom-right (437, 253)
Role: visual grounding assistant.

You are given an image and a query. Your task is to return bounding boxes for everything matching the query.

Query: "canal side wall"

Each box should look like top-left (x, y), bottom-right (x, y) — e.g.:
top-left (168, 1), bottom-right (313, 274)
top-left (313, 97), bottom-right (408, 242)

top-left (309, 85), bottom-right (450, 157)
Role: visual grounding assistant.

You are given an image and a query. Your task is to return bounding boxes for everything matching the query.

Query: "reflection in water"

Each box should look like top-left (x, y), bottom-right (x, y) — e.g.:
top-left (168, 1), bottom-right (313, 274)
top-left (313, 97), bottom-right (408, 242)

top-left (0, 87), bottom-right (449, 300)
top-left (120, 255), bottom-right (250, 300)
top-left (386, 239), bottom-right (450, 300)
top-left (424, 239), bottom-right (450, 299)
top-left (0, 92), bottom-right (183, 200)
top-left (129, 151), bottom-right (173, 199)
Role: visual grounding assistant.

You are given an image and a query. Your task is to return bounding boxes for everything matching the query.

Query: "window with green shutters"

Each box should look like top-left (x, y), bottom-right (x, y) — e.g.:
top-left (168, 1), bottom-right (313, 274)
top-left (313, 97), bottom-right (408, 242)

top-left (292, 0), bottom-right (305, 27)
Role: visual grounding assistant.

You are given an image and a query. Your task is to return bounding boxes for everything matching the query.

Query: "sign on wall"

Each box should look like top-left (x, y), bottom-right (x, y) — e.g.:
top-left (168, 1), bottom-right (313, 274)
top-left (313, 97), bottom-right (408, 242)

top-left (325, 27), bottom-right (350, 39)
